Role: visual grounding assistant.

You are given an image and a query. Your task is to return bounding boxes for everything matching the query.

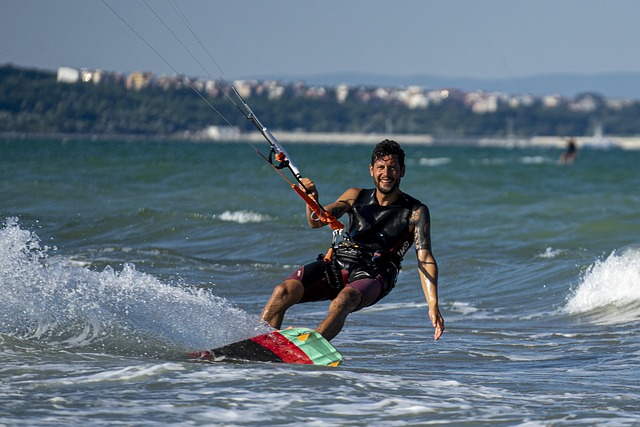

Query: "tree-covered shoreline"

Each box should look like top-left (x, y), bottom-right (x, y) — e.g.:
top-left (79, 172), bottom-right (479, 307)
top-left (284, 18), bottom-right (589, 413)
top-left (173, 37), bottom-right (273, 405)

top-left (2, 64), bottom-right (639, 139)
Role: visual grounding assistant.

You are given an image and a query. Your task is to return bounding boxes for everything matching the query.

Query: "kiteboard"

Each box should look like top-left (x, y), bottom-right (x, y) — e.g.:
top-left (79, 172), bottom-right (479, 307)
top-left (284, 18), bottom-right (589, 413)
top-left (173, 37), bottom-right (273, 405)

top-left (187, 327), bottom-right (342, 367)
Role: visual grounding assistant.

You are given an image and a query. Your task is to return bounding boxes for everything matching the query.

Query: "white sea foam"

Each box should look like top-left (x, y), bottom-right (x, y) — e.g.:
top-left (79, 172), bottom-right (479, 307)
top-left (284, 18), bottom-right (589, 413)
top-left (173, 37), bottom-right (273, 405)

top-left (520, 155), bottom-right (548, 164)
top-left (537, 247), bottom-right (565, 259)
top-left (217, 210), bottom-right (271, 223)
top-left (58, 362), bottom-right (186, 384)
top-left (418, 157), bottom-right (451, 167)
top-left (449, 301), bottom-right (479, 315)
top-left (359, 301), bottom-right (426, 313)
top-left (564, 246), bottom-right (640, 323)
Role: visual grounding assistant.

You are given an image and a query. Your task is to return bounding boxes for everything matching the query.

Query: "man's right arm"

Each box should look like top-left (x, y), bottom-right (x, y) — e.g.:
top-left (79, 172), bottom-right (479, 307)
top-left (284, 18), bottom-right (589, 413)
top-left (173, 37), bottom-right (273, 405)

top-left (303, 184), bottom-right (359, 229)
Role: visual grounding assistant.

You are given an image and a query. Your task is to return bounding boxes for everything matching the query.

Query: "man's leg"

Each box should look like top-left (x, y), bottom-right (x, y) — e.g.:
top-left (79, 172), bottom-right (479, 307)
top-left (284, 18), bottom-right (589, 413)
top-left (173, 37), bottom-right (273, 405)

top-left (260, 279), bottom-right (305, 330)
top-left (316, 287), bottom-right (362, 341)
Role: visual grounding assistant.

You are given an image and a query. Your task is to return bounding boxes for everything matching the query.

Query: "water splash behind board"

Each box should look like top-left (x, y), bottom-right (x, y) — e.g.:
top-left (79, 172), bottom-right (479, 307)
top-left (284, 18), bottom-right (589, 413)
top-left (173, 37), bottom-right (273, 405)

top-left (0, 217), bottom-right (270, 358)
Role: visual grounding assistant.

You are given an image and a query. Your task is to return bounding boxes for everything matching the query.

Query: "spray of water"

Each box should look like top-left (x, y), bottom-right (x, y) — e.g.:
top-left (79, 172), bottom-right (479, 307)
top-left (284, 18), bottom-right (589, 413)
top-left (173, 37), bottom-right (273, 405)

top-left (0, 218), bottom-right (271, 358)
top-left (564, 245), bottom-right (640, 324)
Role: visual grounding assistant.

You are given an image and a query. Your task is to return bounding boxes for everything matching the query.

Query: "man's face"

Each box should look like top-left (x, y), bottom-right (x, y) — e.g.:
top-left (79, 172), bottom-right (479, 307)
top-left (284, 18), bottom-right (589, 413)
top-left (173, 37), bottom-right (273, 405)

top-left (370, 155), bottom-right (405, 194)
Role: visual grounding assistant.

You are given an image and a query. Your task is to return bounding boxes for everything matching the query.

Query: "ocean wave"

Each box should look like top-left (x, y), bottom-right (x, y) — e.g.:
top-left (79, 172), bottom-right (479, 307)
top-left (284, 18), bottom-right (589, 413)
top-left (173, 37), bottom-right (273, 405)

top-left (537, 247), bottom-right (566, 259)
top-left (520, 155), bottom-right (549, 164)
top-left (564, 246), bottom-right (640, 323)
top-left (216, 210), bottom-right (272, 224)
top-left (418, 157), bottom-right (451, 167)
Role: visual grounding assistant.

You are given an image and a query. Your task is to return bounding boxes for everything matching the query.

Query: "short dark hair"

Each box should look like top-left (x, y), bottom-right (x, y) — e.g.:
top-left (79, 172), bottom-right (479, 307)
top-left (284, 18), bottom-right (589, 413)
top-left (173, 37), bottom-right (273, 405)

top-left (371, 139), bottom-right (405, 169)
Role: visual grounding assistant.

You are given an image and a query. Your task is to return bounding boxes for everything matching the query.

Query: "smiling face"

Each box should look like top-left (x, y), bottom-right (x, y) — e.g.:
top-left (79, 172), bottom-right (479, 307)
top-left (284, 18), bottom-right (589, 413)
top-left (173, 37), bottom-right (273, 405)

top-left (370, 154), bottom-right (405, 195)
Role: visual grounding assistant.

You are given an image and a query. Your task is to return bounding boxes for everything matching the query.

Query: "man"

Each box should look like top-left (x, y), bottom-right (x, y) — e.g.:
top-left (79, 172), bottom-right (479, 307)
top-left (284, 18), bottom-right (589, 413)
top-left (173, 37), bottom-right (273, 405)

top-left (261, 139), bottom-right (444, 342)
top-left (560, 136), bottom-right (578, 164)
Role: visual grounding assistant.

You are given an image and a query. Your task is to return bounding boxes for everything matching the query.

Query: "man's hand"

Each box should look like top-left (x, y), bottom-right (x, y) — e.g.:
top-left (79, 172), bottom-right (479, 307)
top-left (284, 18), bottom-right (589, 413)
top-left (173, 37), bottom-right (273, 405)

top-left (299, 177), bottom-right (318, 200)
top-left (430, 309), bottom-right (444, 340)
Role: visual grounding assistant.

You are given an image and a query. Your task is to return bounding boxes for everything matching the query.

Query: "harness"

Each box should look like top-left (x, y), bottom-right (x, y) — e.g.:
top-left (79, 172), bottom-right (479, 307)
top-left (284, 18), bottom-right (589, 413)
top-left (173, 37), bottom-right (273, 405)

top-left (320, 240), bottom-right (401, 299)
top-left (319, 188), bottom-right (420, 296)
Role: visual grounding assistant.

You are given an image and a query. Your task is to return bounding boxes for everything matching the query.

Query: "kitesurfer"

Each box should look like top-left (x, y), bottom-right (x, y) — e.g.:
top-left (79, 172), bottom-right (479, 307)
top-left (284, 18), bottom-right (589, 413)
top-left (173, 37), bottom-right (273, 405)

top-left (560, 137), bottom-right (578, 164)
top-left (261, 139), bottom-right (444, 342)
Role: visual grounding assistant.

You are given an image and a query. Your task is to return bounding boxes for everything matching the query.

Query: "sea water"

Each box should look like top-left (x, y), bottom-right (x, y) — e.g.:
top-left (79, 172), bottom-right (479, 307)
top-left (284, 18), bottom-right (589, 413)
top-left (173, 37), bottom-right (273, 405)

top-left (1, 138), bottom-right (640, 426)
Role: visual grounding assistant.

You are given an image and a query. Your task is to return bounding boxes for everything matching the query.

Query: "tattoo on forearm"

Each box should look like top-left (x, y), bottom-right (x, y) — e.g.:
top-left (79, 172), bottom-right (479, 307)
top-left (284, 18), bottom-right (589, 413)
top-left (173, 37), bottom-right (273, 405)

top-left (412, 205), bottom-right (431, 251)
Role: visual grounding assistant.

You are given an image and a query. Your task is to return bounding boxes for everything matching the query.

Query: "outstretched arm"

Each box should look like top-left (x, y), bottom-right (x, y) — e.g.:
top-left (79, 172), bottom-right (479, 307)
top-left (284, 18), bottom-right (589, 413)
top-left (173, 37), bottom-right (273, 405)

top-left (412, 205), bottom-right (444, 340)
top-left (417, 248), bottom-right (444, 340)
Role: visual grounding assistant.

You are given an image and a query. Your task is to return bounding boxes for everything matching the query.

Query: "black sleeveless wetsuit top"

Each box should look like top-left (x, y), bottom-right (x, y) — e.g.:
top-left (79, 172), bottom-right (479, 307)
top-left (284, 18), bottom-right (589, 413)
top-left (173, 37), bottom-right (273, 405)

top-left (346, 188), bottom-right (423, 264)
top-left (320, 188), bottom-right (424, 297)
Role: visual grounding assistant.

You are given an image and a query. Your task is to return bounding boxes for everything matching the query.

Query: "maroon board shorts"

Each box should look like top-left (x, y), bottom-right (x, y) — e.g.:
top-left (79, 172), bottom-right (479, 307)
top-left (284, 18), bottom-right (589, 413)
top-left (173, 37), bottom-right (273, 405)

top-left (286, 259), bottom-right (389, 311)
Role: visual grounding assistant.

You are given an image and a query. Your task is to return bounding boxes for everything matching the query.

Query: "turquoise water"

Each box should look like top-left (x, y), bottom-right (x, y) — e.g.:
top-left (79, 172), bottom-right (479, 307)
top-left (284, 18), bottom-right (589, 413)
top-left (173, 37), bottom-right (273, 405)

top-left (2, 138), bottom-right (640, 426)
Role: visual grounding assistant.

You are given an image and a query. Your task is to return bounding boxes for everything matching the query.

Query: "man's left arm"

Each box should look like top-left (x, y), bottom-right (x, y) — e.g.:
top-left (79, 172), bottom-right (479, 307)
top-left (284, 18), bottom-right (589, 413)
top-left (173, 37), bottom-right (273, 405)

top-left (412, 205), bottom-right (444, 340)
top-left (417, 248), bottom-right (444, 340)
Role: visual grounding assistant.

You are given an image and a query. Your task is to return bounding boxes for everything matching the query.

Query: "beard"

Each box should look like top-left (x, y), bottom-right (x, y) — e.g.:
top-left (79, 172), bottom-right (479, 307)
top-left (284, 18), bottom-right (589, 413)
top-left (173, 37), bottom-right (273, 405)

top-left (374, 177), bottom-right (400, 194)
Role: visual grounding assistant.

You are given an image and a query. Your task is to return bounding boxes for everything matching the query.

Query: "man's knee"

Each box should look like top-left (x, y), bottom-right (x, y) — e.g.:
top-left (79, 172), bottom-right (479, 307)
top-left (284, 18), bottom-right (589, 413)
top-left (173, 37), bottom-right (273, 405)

top-left (331, 287), bottom-right (362, 313)
top-left (271, 280), bottom-right (304, 304)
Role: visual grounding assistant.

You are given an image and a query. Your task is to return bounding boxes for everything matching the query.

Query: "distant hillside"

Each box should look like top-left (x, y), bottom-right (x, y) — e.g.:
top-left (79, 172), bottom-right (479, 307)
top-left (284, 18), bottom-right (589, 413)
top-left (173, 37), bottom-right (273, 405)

top-left (4, 64), bottom-right (640, 138)
top-left (253, 72), bottom-right (640, 99)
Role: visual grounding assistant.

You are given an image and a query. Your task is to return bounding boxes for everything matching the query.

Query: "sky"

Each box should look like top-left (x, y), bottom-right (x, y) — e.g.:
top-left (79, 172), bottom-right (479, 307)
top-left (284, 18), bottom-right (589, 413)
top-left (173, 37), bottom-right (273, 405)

top-left (3, 0), bottom-right (640, 83)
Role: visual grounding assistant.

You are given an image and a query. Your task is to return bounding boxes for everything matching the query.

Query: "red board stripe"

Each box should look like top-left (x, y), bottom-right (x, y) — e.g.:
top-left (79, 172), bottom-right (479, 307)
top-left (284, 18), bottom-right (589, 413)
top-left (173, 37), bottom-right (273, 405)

top-left (252, 331), bottom-right (314, 364)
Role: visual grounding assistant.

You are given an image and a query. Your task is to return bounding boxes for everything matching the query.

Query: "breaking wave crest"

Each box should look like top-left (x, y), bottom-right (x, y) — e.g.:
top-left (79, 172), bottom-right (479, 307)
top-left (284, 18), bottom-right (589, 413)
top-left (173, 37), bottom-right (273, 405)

top-left (564, 245), bottom-right (640, 324)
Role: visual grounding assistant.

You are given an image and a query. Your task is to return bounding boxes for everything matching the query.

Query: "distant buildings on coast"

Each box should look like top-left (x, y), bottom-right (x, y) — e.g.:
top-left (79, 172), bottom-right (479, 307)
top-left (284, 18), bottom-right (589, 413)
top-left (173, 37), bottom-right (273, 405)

top-left (55, 66), bottom-right (633, 117)
top-left (53, 65), bottom-right (640, 149)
